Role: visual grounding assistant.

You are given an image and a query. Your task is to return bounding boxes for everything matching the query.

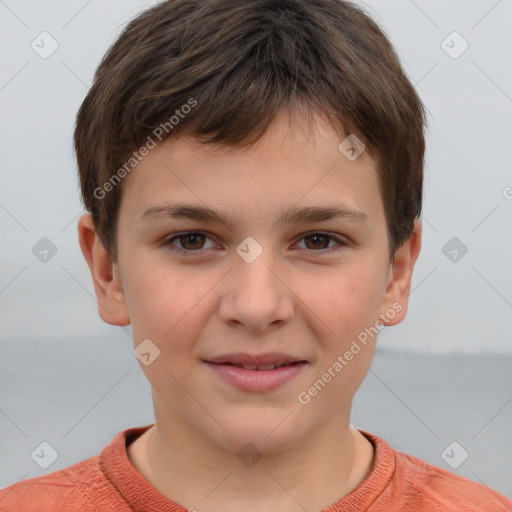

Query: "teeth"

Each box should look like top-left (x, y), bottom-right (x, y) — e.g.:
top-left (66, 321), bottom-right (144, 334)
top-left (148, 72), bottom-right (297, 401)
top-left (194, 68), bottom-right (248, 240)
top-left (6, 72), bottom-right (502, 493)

top-left (256, 364), bottom-right (276, 371)
top-left (233, 362), bottom-right (295, 370)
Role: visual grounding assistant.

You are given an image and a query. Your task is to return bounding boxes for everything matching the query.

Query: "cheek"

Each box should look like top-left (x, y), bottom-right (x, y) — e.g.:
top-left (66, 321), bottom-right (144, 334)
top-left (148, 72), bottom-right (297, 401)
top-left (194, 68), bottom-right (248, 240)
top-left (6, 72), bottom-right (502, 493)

top-left (126, 269), bottom-right (203, 390)
top-left (309, 343), bottom-right (375, 417)
top-left (300, 270), bottom-right (381, 412)
top-left (314, 264), bottom-right (385, 339)
top-left (122, 260), bottom-right (205, 346)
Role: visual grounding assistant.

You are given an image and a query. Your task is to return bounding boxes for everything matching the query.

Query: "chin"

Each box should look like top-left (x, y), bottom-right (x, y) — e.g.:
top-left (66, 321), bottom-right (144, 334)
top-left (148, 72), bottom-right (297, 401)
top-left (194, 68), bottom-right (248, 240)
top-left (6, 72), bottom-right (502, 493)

top-left (209, 409), bottom-right (306, 455)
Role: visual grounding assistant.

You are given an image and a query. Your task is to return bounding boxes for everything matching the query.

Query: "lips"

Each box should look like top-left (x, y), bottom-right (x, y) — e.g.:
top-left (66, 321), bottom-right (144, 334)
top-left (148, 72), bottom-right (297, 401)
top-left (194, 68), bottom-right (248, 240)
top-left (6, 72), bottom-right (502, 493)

top-left (203, 352), bottom-right (308, 392)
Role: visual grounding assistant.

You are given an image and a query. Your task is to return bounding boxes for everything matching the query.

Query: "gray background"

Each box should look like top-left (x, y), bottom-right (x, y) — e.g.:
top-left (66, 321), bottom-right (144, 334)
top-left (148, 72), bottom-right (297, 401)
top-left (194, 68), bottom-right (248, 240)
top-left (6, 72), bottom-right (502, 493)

top-left (1, 0), bottom-right (511, 503)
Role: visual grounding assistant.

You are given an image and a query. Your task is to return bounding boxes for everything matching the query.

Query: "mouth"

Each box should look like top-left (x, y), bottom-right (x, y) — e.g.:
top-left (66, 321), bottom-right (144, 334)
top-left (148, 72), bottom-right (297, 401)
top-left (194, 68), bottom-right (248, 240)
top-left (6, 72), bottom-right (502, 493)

top-left (203, 353), bottom-right (308, 392)
top-left (208, 361), bottom-right (304, 371)
top-left (204, 351), bottom-right (307, 367)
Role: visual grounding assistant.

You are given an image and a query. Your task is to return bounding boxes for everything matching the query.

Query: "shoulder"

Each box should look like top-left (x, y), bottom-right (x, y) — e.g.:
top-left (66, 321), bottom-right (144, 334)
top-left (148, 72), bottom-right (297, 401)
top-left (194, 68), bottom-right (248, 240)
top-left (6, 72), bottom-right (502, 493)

top-left (0, 426), bottom-right (152, 512)
top-left (0, 454), bottom-right (129, 512)
top-left (356, 430), bottom-right (512, 512)
top-left (390, 449), bottom-right (512, 511)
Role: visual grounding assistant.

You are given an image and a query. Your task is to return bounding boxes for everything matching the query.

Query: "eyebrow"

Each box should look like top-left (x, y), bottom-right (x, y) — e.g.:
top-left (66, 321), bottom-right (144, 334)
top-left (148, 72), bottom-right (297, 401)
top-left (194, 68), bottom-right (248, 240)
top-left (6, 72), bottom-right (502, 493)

top-left (140, 202), bottom-right (370, 229)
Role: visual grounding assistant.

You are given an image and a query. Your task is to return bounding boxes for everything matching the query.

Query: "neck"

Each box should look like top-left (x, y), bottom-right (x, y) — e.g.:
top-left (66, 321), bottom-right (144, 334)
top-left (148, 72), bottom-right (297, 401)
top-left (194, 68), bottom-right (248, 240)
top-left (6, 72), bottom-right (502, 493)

top-left (127, 414), bottom-right (375, 512)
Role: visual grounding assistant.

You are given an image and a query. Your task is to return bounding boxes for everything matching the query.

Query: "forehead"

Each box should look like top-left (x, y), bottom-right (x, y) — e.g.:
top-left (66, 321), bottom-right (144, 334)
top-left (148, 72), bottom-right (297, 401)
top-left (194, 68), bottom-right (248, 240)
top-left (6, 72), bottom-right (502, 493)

top-left (117, 110), bottom-right (383, 227)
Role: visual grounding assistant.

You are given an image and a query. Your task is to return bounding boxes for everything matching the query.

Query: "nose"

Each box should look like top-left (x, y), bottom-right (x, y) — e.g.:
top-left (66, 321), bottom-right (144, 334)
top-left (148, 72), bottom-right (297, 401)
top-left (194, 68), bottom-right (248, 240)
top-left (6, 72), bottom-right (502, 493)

top-left (218, 245), bottom-right (295, 333)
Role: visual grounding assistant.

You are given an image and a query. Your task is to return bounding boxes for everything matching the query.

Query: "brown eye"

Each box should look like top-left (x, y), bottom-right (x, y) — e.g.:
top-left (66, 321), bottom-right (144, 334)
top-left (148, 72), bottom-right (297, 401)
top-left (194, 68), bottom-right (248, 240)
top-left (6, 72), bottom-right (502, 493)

top-left (296, 232), bottom-right (346, 252)
top-left (303, 233), bottom-right (331, 250)
top-left (178, 233), bottom-right (206, 250)
top-left (165, 232), bottom-right (216, 255)
top-left (164, 231), bottom-right (346, 257)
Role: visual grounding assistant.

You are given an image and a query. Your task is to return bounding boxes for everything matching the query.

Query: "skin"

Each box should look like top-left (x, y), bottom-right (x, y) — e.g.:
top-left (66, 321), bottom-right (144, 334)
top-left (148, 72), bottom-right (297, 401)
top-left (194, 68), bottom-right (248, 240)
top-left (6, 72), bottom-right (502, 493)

top-left (78, 109), bottom-right (421, 512)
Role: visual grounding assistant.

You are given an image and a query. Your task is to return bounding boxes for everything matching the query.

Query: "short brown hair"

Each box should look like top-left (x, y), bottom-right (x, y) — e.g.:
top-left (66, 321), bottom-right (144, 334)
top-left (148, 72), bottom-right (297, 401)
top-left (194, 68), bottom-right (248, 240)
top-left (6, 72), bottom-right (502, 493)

top-left (74, 0), bottom-right (426, 262)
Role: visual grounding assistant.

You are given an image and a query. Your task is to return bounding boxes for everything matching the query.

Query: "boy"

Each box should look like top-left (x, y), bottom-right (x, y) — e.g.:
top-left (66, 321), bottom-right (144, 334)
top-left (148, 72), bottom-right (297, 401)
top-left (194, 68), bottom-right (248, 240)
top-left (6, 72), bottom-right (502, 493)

top-left (1, 0), bottom-right (511, 510)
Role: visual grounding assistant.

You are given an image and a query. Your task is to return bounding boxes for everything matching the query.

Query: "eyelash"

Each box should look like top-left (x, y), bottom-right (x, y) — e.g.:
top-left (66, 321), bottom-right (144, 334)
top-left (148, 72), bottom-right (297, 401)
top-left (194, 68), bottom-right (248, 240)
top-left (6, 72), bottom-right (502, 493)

top-left (163, 231), bottom-right (348, 256)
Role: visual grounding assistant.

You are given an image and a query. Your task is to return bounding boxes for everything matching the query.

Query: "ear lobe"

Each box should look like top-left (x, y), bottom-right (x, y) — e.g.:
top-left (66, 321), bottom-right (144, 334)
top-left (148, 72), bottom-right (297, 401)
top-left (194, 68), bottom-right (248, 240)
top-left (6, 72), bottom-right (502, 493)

top-left (77, 213), bottom-right (130, 326)
top-left (379, 218), bottom-right (422, 326)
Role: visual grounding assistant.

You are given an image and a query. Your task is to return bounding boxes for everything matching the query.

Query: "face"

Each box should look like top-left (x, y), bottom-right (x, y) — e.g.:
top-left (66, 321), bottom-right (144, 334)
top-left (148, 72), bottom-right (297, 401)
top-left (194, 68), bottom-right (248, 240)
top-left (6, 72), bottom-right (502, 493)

top-left (80, 110), bottom-right (420, 454)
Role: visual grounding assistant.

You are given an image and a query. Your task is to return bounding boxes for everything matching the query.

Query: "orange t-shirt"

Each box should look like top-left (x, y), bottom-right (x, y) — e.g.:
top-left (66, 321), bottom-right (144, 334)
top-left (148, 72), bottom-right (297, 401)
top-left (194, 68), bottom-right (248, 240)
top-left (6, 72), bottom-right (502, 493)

top-left (1, 424), bottom-right (510, 511)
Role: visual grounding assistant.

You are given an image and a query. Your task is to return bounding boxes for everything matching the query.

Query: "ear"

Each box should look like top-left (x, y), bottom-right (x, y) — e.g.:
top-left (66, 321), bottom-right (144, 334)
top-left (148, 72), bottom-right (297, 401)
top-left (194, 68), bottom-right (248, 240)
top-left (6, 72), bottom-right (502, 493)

top-left (77, 213), bottom-right (130, 326)
top-left (379, 218), bottom-right (422, 326)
